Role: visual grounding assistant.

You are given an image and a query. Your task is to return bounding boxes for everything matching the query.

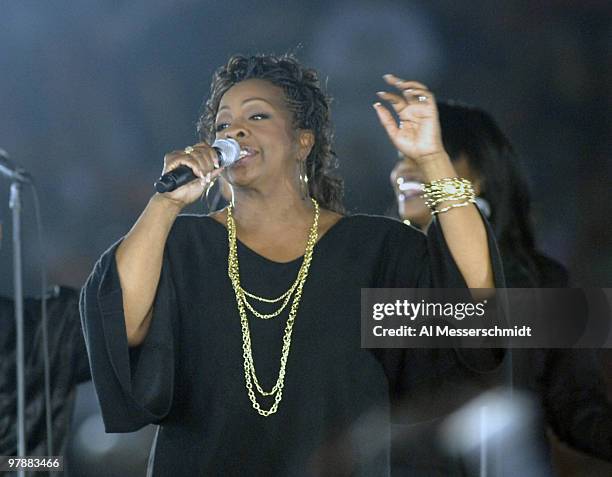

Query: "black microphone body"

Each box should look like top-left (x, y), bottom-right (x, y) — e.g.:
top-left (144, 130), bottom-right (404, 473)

top-left (154, 138), bottom-right (240, 193)
top-left (155, 165), bottom-right (199, 193)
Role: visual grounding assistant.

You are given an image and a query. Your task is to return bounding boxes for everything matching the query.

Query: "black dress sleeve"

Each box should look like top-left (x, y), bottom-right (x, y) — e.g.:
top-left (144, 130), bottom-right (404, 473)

top-left (79, 239), bottom-right (177, 433)
top-left (426, 215), bottom-right (507, 372)
top-left (379, 214), bottom-right (506, 414)
top-left (418, 214), bottom-right (506, 289)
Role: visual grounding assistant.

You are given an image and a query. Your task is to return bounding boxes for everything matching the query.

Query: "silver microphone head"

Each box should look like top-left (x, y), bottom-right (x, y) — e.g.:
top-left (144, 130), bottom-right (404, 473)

top-left (212, 138), bottom-right (241, 167)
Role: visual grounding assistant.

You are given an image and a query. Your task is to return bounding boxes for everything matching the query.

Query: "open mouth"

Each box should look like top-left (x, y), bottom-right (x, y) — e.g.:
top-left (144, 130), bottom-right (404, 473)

top-left (235, 146), bottom-right (258, 164)
top-left (396, 177), bottom-right (424, 200)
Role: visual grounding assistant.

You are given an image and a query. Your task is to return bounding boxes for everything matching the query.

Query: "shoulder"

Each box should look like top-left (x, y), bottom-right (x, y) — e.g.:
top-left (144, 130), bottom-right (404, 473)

top-left (339, 213), bottom-right (425, 241)
top-left (329, 214), bottom-right (429, 285)
top-left (170, 212), bottom-right (226, 240)
top-left (328, 213), bottom-right (427, 260)
top-left (163, 213), bottom-right (229, 264)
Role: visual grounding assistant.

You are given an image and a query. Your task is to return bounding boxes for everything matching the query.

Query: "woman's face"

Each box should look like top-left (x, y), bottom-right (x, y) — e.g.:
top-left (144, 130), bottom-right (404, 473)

top-left (214, 78), bottom-right (311, 191)
top-left (390, 152), bottom-right (481, 228)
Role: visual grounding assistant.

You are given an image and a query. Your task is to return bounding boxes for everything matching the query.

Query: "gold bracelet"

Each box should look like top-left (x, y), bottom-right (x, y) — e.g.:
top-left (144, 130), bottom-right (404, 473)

top-left (431, 198), bottom-right (476, 215)
top-left (423, 177), bottom-right (475, 212)
top-left (426, 193), bottom-right (474, 209)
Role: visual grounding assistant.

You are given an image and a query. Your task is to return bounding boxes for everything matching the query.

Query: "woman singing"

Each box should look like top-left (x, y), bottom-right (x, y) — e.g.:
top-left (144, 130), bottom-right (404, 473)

top-left (80, 54), bottom-right (501, 476)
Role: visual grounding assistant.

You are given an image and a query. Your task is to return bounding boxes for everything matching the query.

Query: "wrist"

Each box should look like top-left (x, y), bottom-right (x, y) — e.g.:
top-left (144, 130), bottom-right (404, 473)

top-left (416, 152), bottom-right (458, 182)
top-left (149, 193), bottom-right (184, 216)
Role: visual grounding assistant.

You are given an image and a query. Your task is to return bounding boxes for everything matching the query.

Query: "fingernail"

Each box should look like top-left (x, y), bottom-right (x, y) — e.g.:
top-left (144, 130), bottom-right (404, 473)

top-left (383, 74), bottom-right (393, 78)
top-left (372, 102), bottom-right (381, 108)
top-left (376, 91), bottom-right (386, 96)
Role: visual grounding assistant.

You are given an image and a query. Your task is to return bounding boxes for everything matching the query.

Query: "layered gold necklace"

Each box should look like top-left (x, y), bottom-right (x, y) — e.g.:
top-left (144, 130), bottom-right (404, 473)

top-left (226, 198), bottom-right (319, 416)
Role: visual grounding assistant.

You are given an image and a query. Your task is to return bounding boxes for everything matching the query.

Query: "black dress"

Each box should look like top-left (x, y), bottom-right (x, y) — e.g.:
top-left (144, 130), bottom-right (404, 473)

top-left (79, 213), bottom-right (503, 476)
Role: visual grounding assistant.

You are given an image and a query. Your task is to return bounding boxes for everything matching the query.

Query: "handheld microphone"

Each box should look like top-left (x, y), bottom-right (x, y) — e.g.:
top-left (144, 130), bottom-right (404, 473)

top-left (154, 138), bottom-right (240, 193)
top-left (0, 149), bottom-right (31, 183)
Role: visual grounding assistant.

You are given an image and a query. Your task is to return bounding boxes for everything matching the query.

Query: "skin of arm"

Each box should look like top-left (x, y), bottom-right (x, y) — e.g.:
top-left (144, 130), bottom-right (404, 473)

top-left (116, 194), bottom-right (182, 347)
top-left (417, 154), bottom-right (494, 289)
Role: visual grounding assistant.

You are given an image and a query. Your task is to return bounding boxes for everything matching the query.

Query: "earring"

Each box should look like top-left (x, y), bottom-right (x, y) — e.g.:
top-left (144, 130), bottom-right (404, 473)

top-left (202, 175), bottom-right (235, 211)
top-left (298, 159), bottom-right (310, 199)
top-left (228, 181), bottom-right (235, 207)
top-left (202, 175), bottom-right (219, 210)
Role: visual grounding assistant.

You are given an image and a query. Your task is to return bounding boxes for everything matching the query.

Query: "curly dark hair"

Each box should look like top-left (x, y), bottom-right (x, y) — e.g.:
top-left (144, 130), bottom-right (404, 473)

top-left (197, 53), bottom-right (344, 213)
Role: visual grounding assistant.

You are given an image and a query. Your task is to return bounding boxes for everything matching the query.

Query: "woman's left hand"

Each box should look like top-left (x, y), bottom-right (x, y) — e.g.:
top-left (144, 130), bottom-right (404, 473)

top-left (374, 74), bottom-right (445, 164)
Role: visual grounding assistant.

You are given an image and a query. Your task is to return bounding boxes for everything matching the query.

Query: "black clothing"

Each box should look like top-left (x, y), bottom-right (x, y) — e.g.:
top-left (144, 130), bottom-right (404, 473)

top-left (80, 214), bottom-right (503, 476)
top-left (391, 252), bottom-right (612, 476)
top-left (510, 253), bottom-right (612, 464)
top-left (0, 286), bottom-right (90, 472)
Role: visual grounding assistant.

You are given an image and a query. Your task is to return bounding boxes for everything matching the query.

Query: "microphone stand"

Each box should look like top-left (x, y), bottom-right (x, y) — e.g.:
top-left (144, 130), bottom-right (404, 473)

top-left (2, 149), bottom-right (30, 477)
top-left (9, 181), bottom-right (26, 477)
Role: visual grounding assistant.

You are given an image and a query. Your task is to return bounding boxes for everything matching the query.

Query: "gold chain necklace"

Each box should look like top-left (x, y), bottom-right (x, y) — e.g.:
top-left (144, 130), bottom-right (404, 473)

top-left (226, 198), bottom-right (319, 416)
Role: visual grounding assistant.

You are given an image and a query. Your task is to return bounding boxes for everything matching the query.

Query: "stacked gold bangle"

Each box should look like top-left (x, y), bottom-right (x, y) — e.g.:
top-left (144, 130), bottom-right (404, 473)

top-left (423, 177), bottom-right (476, 216)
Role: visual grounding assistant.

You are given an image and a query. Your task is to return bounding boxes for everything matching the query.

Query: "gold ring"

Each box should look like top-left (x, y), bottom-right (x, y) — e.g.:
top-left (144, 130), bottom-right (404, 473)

top-left (184, 146), bottom-right (195, 154)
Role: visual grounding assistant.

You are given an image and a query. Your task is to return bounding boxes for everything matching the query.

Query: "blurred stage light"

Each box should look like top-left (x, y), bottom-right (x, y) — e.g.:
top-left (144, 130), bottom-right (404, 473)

top-left (74, 414), bottom-right (121, 455)
top-left (441, 388), bottom-right (552, 477)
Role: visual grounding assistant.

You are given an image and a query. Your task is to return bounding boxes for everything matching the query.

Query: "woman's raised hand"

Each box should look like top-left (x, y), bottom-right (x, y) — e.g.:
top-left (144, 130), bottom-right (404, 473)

top-left (373, 74), bottom-right (446, 165)
top-left (158, 142), bottom-right (223, 208)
